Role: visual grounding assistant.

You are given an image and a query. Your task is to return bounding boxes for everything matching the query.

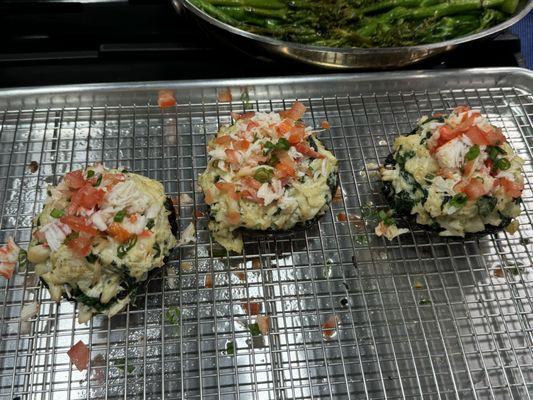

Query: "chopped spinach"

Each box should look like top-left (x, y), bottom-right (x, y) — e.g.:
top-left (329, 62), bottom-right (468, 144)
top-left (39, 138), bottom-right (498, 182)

top-left (165, 306), bottom-right (181, 326)
top-left (146, 218), bottom-right (155, 230)
top-left (477, 196), bottom-right (497, 217)
top-left (117, 236), bottom-right (138, 259)
top-left (18, 249), bottom-right (27, 271)
top-left (152, 242), bottom-right (161, 258)
top-left (449, 193), bottom-right (467, 208)
top-left (85, 253), bottom-right (98, 263)
top-left (395, 149), bottom-right (416, 167)
top-left (225, 341), bottom-right (235, 355)
top-left (249, 323), bottom-right (261, 336)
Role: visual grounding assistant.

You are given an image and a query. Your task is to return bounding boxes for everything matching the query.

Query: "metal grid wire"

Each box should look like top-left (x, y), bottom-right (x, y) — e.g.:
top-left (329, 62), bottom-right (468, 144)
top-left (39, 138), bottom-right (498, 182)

top-left (1, 71), bottom-right (533, 399)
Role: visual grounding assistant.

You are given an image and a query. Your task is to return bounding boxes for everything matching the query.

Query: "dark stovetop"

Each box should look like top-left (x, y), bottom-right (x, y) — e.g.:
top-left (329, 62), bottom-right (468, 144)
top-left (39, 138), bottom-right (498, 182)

top-left (0, 0), bottom-right (526, 88)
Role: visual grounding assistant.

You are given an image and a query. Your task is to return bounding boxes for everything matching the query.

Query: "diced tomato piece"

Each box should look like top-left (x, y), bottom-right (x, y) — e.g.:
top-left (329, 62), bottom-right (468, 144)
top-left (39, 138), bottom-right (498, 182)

top-left (231, 111), bottom-right (255, 121)
top-left (71, 184), bottom-right (105, 210)
top-left (497, 178), bottom-right (523, 198)
top-left (337, 212), bottom-right (348, 222)
top-left (241, 176), bottom-right (262, 190)
top-left (241, 189), bottom-right (264, 205)
top-left (157, 90), bottom-right (176, 108)
top-left (68, 340), bottom-right (89, 372)
top-left (464, 126), bottom-right (489, 146)
top-left (225, 149), bottom-right (240, 164)
top-left (234, 139), bottom-right (250, 151)
top-left (227, 211), bottom-right (241, 225)
top-left (242, 301), bottom-right (262, 316)
top-left (438, 125), bottom-right (460, 144)
top-left (214, 135), bottom-right (233, 146)
top-left (107, 223), bottom-right (132, 243)
top-left (295, 142), bottom-right (325, 159)
top-left (60, 215), bottom-right (98, 236)
top-left (215, 182), bottom-right (240, 201)
top-left (217, 88), bottom-right (232, 103)
top-left (129, 214), bottom-right (138, 223)
top-left (454, 105), bottom-right (471, 114)
top-left (453, 113), bottom-right (479, 135)
top-left (288, 125), bottom-right (305, 145)
top-left (279, 101), bottom-right (306, 120)
top-left (276, 119), bottom-right (293, 136)
top-left (246, 120), bottom-right (259, 131)
top-left (67, 235), bottom-right (93, 257)
top-left (321, 120), bottom-right (331, 129)
top-left (64, 170), bottom-right (86, 189)
top-left (460, 178), bottom-right (486, 200)
top-left (436, 168), bottom-right (454, 179)
top-left (484, 127), bottom-right (506, 146)
top-left (275, 162), bottom-right (296, 179)
top-left (321, 315), bottom-right (340, 339)
top-left (139, 230), bottom-right (152, 238)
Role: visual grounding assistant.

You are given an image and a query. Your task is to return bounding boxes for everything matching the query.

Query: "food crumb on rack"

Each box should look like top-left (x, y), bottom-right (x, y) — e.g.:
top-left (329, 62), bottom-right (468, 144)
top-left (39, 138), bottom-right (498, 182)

top-left (321, 315), bottom-right (340, 340)
top-left (157, 90), bottom-right (176, 109)
top-left (0, 237), bottom-right (20, 280)
top-left (217, 88), bottom-right (233, 103)
top-left (204, 273), bottom-right (213, 288)
top-left (27, 161), bottom-right (39, 173)
top-left (20, 302), bottom-right (39, 322)
top-left (256, 315), bottom-right (270, 335)
top-left (413, 281), bottom-right (424, 290)
top-left (67, 340), bottom-right (89, 372)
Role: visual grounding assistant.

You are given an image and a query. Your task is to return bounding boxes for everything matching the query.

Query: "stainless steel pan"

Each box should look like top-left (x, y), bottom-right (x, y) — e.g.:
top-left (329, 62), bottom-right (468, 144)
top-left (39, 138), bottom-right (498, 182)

top-left (173, 0), bottom-right (532, 69)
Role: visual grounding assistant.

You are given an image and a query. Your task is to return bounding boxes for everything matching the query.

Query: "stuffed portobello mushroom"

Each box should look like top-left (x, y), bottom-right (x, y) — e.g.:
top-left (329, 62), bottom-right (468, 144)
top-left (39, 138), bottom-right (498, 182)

top-left (380, 106), bottom-right (524, 238)
top-left (199, 102), bottom-right (338, 253)
top-left (28, 165), bottom-right (178, 322)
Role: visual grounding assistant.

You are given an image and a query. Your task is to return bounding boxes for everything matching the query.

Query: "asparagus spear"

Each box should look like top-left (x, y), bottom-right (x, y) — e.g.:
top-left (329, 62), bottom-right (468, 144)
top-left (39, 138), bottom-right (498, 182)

top-left (207, 0), bottom-right (285, 9)
top-left (218, 6), bottom-right (287, 20)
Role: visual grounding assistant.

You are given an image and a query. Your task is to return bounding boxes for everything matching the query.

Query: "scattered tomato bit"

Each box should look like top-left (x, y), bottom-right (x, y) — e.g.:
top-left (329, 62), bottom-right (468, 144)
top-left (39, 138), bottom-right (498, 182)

top-left (129, 214), bottom-right (138, 223)
top-left (256, 315), bottom-right (270, 335)
top-left (333, 186), bottom-right (343, 203)
top-left (107, 223), bottom-right (132, 243)
top-left (0, 237), bottom-right (20, 280)
top-left (321, 120), bottom-right (331, 129)
top-left (157, 90), bottom-right (176, 108)
top-left (493, 267), bottom-right (505, 278)
top-left (232, 270), bottom-right (246, 281)
top-left (321, 315), bottom-right (340, 340)
top-left (68, 340), bottom-right (89, 372)
top-left (242, 301), bottom-right (262, 316)
top-left (217, 88), bottom-right (233, 103)
top-left (194, 210), bottom-right (204, 219)
top-left (180, 261), bottom-right (193, 272)
top-left (414, 281), bottom-right (424, 289)
top-left (204, 273), bottom-right (213, 288)
top-left (251, 258), bottom-right (261, 270)
top-left (27, 161), bottom-right (39, 173)
top-left (337, 212), bottom-right (348, 222)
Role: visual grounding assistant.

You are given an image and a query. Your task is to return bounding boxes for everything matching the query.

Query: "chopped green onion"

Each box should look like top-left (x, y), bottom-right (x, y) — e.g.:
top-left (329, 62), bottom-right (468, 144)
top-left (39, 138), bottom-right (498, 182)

top-left (495, 158), bottom-right (511, 171)
top-left (121, 169), bottom-right (129, 174)
top-left (85, 253), bottom-right (98, 263)
top-left (253, 167), bottom-right (274, 183)
top-left (263, 141), bottom-right (275, 152)
top-left (487, 146), bottom-right (506, 161)
top-left (146, 218), bottom-right (155, 230)
top-left (465, 145), bottom-right (480, 161)
top-left (267, 154), bottom-right (279, 167)
top-left (18, 249), bottom-right (27, 271)
top-left (93, 175), bottom-right (103, 187)
top-left (425, 174), bottom-right (435, 181)
top-left (114, 210), bottom-right (126, 223)
top-left (276, 138), bottom-right (290, 151)
top-left (377, 210), bottom-right (395, 226)
top-left (225, 341), bottom-right (235, 355)
top-left (249, 323), bottom-right (261, 336)
top-left (449, 193), bottom-right (467, 208)
top-left (50, 208), bottom-right (65, 218)
top-left (117, 236), bottom-right (137, 259)
top-left (86, 170), bottom-right (95, 178)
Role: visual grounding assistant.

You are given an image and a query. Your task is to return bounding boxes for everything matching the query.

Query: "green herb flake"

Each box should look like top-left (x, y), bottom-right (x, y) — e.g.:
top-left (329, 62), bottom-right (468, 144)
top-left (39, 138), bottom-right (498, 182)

top-left (276, 138), bottom-right (290, 151)
top-left (114, 358), bottom-right (135, 374)
top-left (117, 236), bottom-right (138, 259)
top-left (165, 306), bottom-right (181, 326)
top-left (419, 298), bottom-right (432, 305)
top-left (267, 154), bottom-right (279, 167)
top-left (86, 170), bottom-right (95, 178)
top-left (240, 89), bottom-right (252, 109)
top-left (425, 174), bottom-right (435, 182)
top-left (377, 210), bottom-right (395, 226)
top-left (449, 193), bottom-right (467, 208)
top-left (225, 341), bottom-right (235, 355)
top-left (249, 323), bottom-right (261, 336)
top-left (114, 210), bottom-right (127, 223)
top-left (465, 145), bottom-right (480, 161)
top-left (18, 249), bottom-right (27, 271)
top-left (50, 208), bottom-right (65, 218)
top-left (253, 167), bottom-right (274, 183)
top-left (487, 146), bottom-right (506, 161)
top-left (93, 175), bottom-right (103, 187)
top-left (494, 158), bottom-right (511, 171)
top-left (263, 141), bottom-right (275, 152)
top-left (152, 242), bottom-right (161, 258)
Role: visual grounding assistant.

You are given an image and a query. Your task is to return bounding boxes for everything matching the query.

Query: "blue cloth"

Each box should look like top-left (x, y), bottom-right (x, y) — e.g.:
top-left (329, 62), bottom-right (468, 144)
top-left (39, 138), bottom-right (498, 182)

top-left (510, 10), bottom-right (533, 69)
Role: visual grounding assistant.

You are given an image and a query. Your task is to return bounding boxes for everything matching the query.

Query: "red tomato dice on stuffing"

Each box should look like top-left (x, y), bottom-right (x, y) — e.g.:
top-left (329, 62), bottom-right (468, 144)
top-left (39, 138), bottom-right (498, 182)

top-left (461, 178), bottom-right (486, 200)
top-left (64, 170), bottom-right (86, 189)
top-left (464, 126), bottom-right (489, 146)
top-left (71, 184), bottom-right (105, 210)
top-left (67, 235), bottom-right (93, 257)
top-left (67, 340), bottom-right (89, 371)
top-left (60, 216), bottom-right (98, 236)
top-left (497, 178), bottom-right (523, 198)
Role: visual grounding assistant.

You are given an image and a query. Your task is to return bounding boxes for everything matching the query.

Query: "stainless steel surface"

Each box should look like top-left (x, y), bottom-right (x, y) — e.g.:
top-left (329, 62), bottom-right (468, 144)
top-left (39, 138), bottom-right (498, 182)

top-left (174, 0), bottom-right (533, 69)
top-left (1, 68), bottom-right (533, 399)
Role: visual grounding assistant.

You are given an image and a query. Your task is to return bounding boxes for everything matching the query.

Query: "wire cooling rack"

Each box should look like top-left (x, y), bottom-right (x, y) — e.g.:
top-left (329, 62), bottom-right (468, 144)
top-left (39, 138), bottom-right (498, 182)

top-left (1, 69), bottom-right (533, 400)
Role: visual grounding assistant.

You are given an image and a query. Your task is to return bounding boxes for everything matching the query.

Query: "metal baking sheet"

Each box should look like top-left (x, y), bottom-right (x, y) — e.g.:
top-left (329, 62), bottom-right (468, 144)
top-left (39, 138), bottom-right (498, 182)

top-left (1, 68), bottom-right (533, 399)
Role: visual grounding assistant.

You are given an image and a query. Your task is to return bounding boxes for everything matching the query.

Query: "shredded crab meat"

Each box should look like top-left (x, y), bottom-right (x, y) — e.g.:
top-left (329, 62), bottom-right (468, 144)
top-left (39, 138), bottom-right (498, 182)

top-left (0, 237), bottom-right (20, 279)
